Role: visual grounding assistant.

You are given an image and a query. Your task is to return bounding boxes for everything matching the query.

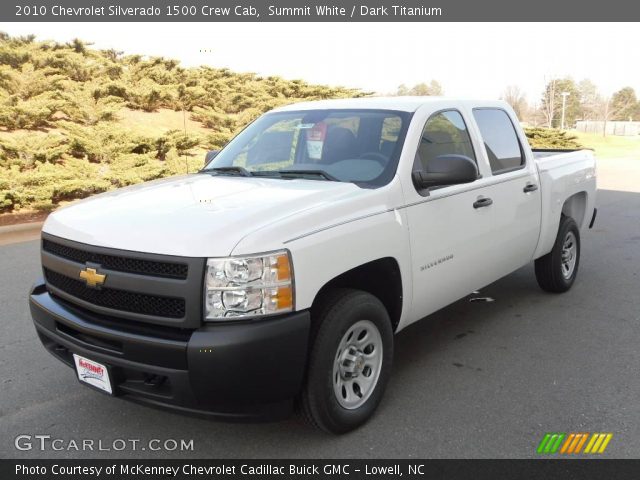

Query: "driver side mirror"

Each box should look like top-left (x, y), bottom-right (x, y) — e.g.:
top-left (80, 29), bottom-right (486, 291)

top-left (204, 150), bottom-right (220, 167)
top-left (412, 154), bottom-right (478, 190)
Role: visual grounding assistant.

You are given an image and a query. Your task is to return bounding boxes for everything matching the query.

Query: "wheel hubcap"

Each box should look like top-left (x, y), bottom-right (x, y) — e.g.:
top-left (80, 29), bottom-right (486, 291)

top-left (333, 320), bottom-right (383, 410)
top-left (561, 231), bottom-right (577, 279)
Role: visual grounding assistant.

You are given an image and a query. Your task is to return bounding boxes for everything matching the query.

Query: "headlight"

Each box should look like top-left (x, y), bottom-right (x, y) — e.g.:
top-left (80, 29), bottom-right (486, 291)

top-left (204, 250), bottom-right (293, 320)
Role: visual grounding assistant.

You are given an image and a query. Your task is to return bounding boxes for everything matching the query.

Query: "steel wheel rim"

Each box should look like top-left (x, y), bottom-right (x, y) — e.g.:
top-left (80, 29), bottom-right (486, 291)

top-left (561, 231), bottom-right (577, 279)
top-left (332, 319), bottom-right (383, 410)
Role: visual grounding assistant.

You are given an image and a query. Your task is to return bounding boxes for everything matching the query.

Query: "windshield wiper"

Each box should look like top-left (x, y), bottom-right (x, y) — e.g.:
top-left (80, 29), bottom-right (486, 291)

top-left (205, 167), bottom-right (339, 181)
top-left (202, 166), bottom-right (252, 177)
top-left (276, 169), bottom-right (339, 181)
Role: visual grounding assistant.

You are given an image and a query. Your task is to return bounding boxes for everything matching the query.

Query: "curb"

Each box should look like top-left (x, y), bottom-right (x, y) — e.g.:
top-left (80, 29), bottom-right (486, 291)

top-left (0, 221), bottom-right (44, 235)
top-left (0, 221), bottom-right (44, 246)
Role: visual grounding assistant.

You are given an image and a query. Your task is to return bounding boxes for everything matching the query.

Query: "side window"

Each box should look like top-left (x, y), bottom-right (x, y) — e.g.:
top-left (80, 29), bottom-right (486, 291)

top-left (416, 110), bottom-right (476, 172)
top-left (473, 109), bottom-right (524, 174)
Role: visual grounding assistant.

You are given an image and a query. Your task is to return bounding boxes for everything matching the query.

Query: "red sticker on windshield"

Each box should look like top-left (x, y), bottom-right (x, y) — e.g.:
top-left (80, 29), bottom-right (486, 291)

top-left (306, 122), bottom-right (327, 160)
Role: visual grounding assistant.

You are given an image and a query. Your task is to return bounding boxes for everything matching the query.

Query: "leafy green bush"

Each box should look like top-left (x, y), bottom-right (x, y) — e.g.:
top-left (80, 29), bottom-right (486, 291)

top-left (0, 92), bottom-right (62, 129)
top-left (0, 159), bottom-right (108, 211)
top-left (191, 106), bottom-right (236, 130)
top-left (0, 132), bottom-right (68, 169)
top-left (524, 127), bottom-right (583, 149)
top-left (0, 176), bottom-right (20, 212)
top-left (58, 82), bottom-right (125, 125)
top-left (61, 121), bottom-right (152, 163)
top-left (106, 153), bottom-right (170, 187)
top-left (168, 130), bottom-right (201, 155)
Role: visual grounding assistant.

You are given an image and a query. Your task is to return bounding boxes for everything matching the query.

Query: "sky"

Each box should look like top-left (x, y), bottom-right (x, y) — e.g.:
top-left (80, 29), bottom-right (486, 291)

top-left (1, 22), bottom-right (638, 103)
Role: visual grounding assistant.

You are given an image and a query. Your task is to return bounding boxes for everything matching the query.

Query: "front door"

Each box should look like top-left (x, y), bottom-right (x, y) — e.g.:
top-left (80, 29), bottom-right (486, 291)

top-left (406, 109), bottom-right (502, 321)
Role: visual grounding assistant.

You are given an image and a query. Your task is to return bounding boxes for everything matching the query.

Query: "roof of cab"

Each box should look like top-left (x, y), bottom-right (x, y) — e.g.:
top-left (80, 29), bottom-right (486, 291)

top-left (271, 96), bottom-right (506, 113)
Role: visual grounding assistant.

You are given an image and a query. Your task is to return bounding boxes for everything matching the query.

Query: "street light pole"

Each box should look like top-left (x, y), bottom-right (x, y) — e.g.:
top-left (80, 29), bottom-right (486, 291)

top-left (560, 92), bottom-right (570, 130)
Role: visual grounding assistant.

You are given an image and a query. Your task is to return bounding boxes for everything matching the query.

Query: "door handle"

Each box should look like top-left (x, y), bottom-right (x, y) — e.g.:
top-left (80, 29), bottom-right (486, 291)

top-left (473, 197), bottom-right (493, 209)
top-left (523, 183), bottom-right (538, 193)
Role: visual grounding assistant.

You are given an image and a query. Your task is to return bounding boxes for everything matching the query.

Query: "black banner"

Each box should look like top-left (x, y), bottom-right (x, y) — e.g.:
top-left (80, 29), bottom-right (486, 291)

top-left (3, 0), bottom-right (640, 22)
top-left (3, 460), bottom-right (640, 480)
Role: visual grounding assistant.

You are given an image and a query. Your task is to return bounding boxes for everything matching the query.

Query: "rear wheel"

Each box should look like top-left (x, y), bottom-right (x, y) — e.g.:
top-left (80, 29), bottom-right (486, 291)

top-left (301, 289), bottom-right (393, 433)
top-left (535, 215), bottom-right (581, 293)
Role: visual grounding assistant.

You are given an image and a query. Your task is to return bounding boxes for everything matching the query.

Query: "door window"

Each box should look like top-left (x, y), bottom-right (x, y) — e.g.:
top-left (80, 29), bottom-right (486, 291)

top-left (415, 110), bottom-right (476, 172)
top-left (473, 109), bottom-right (524, 174)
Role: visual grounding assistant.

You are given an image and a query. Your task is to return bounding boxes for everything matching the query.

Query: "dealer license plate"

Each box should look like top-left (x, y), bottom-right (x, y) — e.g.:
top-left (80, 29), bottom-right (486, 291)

top-left (72, 354), bottom-right (113, 395)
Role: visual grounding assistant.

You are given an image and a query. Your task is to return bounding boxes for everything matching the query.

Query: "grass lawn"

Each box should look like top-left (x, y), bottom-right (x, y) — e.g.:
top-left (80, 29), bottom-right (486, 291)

top-left (570, 130), bottom-right (640, 160)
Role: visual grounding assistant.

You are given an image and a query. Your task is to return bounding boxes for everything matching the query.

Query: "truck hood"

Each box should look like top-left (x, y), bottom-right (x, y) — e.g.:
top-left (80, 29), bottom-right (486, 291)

top-left (43, 174), bottom-right (364, 257)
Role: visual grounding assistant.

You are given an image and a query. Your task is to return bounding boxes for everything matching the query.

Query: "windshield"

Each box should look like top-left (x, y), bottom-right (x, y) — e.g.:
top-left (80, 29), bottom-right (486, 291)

top-left (202, 109), bottom-right (412, 187)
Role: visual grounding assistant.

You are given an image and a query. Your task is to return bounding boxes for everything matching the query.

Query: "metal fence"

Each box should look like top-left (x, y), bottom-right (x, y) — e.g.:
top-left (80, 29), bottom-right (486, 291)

top-left (575, 121), bottom-right (640, 136)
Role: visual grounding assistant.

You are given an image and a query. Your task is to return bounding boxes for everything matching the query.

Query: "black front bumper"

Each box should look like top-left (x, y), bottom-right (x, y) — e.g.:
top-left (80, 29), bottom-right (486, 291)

top-left (29, 280), bottom-right (310, 421)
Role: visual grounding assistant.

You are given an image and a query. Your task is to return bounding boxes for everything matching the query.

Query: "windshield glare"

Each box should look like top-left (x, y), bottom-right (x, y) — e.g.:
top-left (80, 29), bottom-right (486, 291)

top-left (203, 109), bottom-right (411, 187)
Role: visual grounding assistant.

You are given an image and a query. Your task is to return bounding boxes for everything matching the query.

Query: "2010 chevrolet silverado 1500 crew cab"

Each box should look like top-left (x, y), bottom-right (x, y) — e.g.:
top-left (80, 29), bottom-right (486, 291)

top-left (30, 97), bottom-right (597, 433)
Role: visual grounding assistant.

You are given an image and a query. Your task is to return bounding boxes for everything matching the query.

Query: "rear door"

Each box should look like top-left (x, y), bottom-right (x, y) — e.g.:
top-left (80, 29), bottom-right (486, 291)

top-left (470, 108), bottom-right (541, 277)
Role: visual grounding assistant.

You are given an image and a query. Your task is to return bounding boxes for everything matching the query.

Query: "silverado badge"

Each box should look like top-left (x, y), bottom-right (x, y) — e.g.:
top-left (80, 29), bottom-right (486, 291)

top-left (79, 267), bottom-right (106, 288)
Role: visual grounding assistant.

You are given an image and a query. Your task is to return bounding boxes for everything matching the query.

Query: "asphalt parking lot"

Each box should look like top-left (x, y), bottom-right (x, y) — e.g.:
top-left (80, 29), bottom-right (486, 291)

top-left (1, 158), bottom-right (639, 459)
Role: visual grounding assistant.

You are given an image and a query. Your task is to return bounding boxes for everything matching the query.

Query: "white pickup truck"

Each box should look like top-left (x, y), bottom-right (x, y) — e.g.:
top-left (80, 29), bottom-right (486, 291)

top-left (30, 97), bottom-right (596, 433)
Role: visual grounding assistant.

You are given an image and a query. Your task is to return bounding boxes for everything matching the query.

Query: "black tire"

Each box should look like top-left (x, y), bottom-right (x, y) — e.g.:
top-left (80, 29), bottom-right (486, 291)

top-left (301, 289), bottom-right (394, 434)
top-left (535, 215), bottom-right (581, 293)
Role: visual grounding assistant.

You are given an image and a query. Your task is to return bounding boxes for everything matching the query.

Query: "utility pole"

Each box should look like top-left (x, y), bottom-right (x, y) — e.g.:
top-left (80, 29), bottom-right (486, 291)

top-left (560, 92), bottom-right (570, 130)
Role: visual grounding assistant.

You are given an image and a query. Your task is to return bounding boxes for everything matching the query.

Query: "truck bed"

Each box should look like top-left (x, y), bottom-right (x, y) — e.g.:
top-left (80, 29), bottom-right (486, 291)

top-left (532, 148), bottom-right (595, 172)
top-left (532, 148), bottom-right (590, 160)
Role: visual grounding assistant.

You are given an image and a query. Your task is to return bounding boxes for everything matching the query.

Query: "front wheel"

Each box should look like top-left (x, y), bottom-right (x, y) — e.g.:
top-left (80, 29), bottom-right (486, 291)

top-left (301, 289), bottom-right (393, 433)
top-left (535, 215), bottom-right (581, 293)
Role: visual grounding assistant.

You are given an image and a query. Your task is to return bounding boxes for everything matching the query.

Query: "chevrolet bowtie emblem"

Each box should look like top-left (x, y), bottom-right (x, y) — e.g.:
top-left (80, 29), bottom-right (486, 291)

top-left (79, 267), bottom-right (106, 288)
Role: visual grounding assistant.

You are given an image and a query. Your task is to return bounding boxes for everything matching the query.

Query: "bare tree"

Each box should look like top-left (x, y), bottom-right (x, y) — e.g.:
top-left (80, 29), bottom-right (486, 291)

top-left (501, 85), bottom-right (527, 118)
top-left (596, 95), bottom-right (634, 137)
top-left (526, 101), bottom-right (547, 127)
top-left (541, 78), bottom-right (557, 128)
top-left (577, 79), bottom-right (600, 121)
top-left (599, 97), bottom-right (614, 137)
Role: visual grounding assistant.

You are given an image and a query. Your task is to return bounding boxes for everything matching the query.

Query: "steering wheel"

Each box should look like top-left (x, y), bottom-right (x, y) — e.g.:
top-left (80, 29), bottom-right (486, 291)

top-left (358, 151), bottom-right (388, 166)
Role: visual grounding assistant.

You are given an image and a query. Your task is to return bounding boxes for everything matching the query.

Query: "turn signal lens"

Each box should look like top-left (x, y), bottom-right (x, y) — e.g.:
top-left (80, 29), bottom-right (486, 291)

top-left (276, 254), bottom-right (291, 281)
top-left (274, 286), bottom-right (293, 311)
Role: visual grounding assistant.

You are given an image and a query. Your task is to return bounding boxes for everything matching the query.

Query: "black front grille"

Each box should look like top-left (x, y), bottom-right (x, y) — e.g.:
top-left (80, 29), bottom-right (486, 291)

top-left (44, 268), bottom-right (186, 319)
top-left (43, 239), bottom-right (188, 279)
top-left (51, 293), bottom-right (192, 341)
